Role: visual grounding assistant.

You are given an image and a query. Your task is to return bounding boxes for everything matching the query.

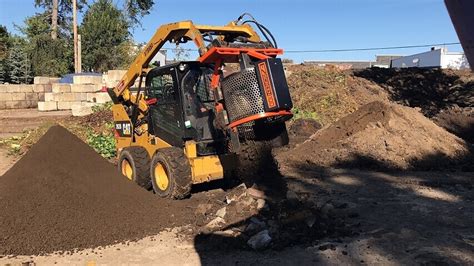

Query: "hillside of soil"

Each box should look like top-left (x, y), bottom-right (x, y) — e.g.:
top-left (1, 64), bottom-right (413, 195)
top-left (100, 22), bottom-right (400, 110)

top-left (277, 101), bottom-right (472, 171)
top-left (287, 66), bottom-right (474, 146)
top-left (286, 64), bottom-right (389, 125)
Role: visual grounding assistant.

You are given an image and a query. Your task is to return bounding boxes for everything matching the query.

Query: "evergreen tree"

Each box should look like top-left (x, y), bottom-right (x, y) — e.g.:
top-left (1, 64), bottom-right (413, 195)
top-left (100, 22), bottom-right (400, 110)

top-left (8, 41), bottom-right (33, 84)
top-left (0, 25), bottom-right (11, 83)
top-left (18, 12), bottom-right (73, 76)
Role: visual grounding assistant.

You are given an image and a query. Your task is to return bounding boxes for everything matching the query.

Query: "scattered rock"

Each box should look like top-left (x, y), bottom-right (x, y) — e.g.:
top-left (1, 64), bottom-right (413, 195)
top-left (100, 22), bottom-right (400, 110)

top-left (205, 217), bottom-right (226, 230)
top-left (226, 183), bottom-right (247, 203)
top-left (236, 195), bottom-right (256, 210)
top-left (256, 199), bottom-right (267, 210)
top-left (245, 217), bottom-right (266, 234)
top-left (247, 230), bottom-right (272, 250)
top-left (247, 187), bottom-right (267, 199)
top-left (214, 230), bottom-right (236, 237)
top-left (305, 215), bottom-right (317, 228)
top-left (215, 207), bottom-right (227, 218)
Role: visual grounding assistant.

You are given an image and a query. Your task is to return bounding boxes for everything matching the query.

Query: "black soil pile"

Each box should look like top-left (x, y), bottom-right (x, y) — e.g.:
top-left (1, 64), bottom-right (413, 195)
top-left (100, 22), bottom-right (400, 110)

top-left (0, 126), bottom-right (197, 256)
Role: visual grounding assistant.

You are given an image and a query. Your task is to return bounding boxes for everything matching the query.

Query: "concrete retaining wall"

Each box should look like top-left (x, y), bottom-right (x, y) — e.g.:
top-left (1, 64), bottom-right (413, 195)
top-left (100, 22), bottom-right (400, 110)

top-left (1, 71), bottom-right (122, 114)
top-left (0, 84), bottom-right (51, 109)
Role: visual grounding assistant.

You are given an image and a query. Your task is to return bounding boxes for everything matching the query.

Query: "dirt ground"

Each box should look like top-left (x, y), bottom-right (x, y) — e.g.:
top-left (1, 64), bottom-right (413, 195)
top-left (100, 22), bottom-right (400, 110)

top-left (0, 109), bottom-right (71, 139)
top-left (1, 162), bottom-right (472, 265)
top-left (1, 67), bottom-right (473, 265)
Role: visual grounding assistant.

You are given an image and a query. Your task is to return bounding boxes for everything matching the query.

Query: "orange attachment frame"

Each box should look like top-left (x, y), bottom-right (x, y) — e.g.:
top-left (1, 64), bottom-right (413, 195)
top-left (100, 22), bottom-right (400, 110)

top-left (227, 110), bottom-right (293, 129)
top-left (198, 46), bottom-right (291, 130)
top-left (199, 47), bottom-right (283, 64)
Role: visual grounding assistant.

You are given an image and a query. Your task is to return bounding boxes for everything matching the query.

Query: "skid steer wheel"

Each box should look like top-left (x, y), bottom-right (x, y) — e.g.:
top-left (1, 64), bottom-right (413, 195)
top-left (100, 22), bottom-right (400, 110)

top-left (118, 147), bottom-right (152, 190)
top-left (150, 147), bottom-right (192, 199)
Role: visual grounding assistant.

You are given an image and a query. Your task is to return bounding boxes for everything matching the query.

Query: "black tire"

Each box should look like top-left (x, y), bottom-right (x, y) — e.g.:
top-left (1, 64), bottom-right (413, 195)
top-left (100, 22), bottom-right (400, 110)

top-left (117, 146), bottom-right (152, 189)
top-left (150, 147), bottom-right (192, 199)
top-left (233, 141), bottom-right (274, 186)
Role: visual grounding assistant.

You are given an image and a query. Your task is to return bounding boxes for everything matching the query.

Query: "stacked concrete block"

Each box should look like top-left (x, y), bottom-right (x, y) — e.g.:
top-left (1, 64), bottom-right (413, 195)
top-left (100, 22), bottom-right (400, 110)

top-left (34, 76), bottom-right (60, 85)
top-left (73, 75), bottom-right (103, 85)
top-left (86, 92), bottom-right (111, 104)
top-left (0, 83), bottom-right (51, 110)
top-left (52, 83), bottom-right (71, 93)
top-left (38, 75), bottom-right (111, 112)
top-left (38, 101), bottom-right (58, 111)
top-left (71, 84), bottom-right (101, 93)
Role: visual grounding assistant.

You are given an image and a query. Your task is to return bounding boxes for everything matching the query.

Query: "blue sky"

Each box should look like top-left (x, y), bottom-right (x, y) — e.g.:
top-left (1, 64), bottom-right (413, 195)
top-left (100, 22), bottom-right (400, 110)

top-left (0, 0), bottom-right (463, 62)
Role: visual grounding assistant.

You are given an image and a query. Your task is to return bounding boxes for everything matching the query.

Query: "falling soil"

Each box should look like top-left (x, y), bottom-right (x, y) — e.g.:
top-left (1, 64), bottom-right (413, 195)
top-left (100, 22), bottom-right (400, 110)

top-left (277, 101), bottom-right (472, 171)
top-left (0, 126), bottom-right (206, 256)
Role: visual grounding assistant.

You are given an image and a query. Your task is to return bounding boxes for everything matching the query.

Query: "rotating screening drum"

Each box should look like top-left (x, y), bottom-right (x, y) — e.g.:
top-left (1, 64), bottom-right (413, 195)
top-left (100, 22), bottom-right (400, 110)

top-left (221, 68), bottom-right (265, 123)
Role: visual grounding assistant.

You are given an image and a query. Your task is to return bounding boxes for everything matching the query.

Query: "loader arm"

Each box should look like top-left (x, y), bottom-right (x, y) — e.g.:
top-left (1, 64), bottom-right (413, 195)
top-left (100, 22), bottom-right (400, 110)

top-left (109, 20), bottom-right (262, 114)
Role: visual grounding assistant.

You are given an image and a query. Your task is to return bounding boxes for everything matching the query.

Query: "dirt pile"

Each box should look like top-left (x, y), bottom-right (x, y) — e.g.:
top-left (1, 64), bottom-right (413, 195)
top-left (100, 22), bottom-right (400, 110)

top-left (354, 68), bottom-right (474, 117)
top-left (0, 126), bottom-right (198, 256)
top-left (353, 68), bottom-right (474, 143)
top-left (277, 101), bottom-right (472, 171)
top-left (0, 125), bottom-right (338, 256)
top-left (287, 64), bottom-right (389, 125)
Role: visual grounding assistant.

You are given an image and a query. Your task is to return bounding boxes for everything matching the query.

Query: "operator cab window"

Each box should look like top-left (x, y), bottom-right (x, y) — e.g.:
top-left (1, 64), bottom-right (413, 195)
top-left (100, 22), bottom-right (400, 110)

top-left (149, 74), bottom-right (176, 103)
top-left (182, 67), bottom-right (216, 142)
top-left (182, 67), bottom-right (214, 117)
top-left (147, 72), bottom-right (183, 145)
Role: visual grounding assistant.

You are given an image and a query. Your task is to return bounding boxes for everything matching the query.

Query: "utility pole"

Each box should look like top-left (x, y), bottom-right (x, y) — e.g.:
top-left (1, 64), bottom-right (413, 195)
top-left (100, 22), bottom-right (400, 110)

top-left (73, 0), bottom-right (79, 73)
top-left (51, 0), bottom-right (58, 40)
top-left (78, 34), bottom-right (82, 73)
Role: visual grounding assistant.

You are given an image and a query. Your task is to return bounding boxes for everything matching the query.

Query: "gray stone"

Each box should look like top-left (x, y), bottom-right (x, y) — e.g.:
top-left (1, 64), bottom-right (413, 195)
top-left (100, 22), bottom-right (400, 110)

top-left (245, 217), bottom-right (266, 234)
top-left (247, 230), bottom-right (272, 250)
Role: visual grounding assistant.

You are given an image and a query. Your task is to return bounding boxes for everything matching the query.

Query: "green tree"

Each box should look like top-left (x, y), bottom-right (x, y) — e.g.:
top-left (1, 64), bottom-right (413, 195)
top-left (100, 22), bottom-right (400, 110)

top-left (0, 25), bottom-right (11, 83)
top-left (18, 12), bottom-right (73, 76)
top-left (29, 35), bottom-right (73, 76)
top-left (8, 39), bottom-right (33, 84)
top-left (80, 0), bottom-right (131, 72)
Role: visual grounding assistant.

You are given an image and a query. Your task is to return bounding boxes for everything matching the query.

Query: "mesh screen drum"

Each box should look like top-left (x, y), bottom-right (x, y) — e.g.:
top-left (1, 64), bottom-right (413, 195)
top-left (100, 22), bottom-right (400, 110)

top-left (221, 68), bottom-right (264, 123)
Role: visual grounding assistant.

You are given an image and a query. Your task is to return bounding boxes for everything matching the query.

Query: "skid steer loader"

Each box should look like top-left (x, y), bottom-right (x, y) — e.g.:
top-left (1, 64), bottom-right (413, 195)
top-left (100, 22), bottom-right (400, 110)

top-left (109, 14), bottom-right (293, 199)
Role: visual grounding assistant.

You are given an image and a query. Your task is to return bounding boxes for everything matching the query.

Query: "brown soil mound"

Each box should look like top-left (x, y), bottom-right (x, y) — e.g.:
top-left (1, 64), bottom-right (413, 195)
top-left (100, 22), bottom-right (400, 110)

top-left (277, 101), bottom-right (471, 171)
top-left (433, 106), bottom-right (474, 144)
top-left (0, 126), bottom-right (199, 256)
top-left (287, 65), bottom-right (389, 125)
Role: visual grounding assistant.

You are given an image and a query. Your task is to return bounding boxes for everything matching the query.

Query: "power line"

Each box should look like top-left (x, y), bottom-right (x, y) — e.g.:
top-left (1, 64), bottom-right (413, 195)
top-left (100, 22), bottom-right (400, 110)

top-left (160, 42), bottom-right (461, 53)
top-left (285, 42), bottom-right (461, 53)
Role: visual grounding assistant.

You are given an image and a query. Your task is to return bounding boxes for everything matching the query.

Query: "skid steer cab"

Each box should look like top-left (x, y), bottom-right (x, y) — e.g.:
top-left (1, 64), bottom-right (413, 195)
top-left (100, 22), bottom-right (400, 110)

top-left (110, 15), bottom-right (293, 199)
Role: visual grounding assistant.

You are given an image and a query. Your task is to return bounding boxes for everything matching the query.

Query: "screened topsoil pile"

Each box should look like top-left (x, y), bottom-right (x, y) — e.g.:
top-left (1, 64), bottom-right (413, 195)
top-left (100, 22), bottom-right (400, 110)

top-left (0, 126), bottom-right (204, 256)
top-left (277, 101), bottom-right (472, 171)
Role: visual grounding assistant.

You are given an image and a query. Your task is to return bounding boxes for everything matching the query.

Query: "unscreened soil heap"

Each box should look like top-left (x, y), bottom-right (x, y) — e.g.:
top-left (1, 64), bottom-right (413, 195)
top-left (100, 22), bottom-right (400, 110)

top-left (278, 101), bottom-right (471, 171)
top-left (0, 126), bottom-right (195, 256)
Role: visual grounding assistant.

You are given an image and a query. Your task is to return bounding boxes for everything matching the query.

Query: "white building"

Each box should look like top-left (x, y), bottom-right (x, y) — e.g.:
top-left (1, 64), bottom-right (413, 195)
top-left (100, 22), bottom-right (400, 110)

top-left (391, 47), bottom-right (470, 70)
